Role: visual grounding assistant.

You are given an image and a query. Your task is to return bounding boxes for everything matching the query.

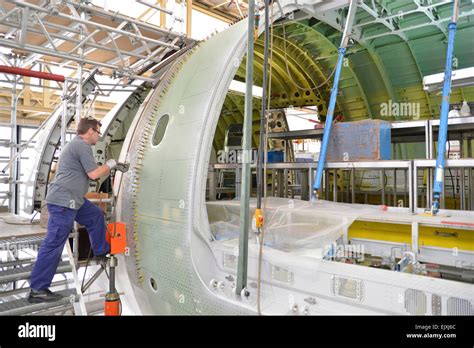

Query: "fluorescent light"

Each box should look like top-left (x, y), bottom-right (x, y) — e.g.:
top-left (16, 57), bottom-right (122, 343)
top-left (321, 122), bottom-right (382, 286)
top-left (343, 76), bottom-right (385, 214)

top-left (229, 80), bottom-right (263, 98)
top-left (423, 67), bottom-right (474, 92)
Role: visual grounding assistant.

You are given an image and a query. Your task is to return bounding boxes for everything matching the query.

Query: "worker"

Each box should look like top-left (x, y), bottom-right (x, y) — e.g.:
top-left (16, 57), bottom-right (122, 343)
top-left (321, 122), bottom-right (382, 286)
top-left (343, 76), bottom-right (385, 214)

top-left (28, 117), bottom-right (118, 303)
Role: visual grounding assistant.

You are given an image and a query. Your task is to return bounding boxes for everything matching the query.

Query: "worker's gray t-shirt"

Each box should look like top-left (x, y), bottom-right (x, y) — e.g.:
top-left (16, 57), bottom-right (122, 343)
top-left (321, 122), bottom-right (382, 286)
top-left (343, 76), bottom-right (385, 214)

top-left (45, 135), bottom-right (98, 210)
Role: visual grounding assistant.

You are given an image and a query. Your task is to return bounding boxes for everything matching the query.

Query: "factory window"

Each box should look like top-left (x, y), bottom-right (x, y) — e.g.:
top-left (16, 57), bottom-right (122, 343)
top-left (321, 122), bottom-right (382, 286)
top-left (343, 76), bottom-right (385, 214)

top-left (152, 114), bottom-right (170, 146)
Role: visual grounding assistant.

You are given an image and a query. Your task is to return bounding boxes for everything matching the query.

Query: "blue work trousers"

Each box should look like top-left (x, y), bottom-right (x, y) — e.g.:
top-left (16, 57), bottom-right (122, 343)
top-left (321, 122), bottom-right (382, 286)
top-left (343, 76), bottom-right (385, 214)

top-left (30, 199), bottom-right (110, 291)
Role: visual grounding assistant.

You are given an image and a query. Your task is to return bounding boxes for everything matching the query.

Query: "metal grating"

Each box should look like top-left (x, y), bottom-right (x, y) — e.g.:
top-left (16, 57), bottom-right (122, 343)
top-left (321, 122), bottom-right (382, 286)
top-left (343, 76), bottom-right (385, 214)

top-left (447, 297), bottom-right (474, 316)
top-left (0, 261), bottom-right (71, 284)
top-left (431, 294), bottom-right (442, 315)
top-left (0, 289), bottom-right (78, 316)
top-left (331, 275), bottom-right (364, 302)
top-left (271, 265), bottom-right (294, 285)
top-left (405, 289), bottom-right (427, 315)
top-left (0, 234), bottom-right (45, 249)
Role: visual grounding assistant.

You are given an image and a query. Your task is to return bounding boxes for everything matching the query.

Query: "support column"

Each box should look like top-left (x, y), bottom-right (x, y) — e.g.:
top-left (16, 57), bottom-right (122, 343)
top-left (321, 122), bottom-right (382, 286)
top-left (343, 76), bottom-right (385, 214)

top-left (61, 80), bottom-right (69, 149)
top-left (411, 221), bottom-right (419, 255)
top-left (160, 0), bottom-right (167, 28)
top-left (236, 1), bottom-right (255, 295)
top-left (186, 0), bottom-right (192, 37)
top-left (431, 0), bottom-right (459, 214)
top-left (76, 11), bottom-right (86, 122)
top-left (9, 75), bottom-right (18, 213)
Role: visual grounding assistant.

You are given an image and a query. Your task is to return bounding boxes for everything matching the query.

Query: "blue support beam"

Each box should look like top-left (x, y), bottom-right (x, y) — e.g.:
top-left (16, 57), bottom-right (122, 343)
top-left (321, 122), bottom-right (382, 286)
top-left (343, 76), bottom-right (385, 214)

top-left (312, 47), bottom-right (346, 194)
top-left (312, 0), bottom-right (358, 198)
top-left (431, 0), bottom-right (459, 214)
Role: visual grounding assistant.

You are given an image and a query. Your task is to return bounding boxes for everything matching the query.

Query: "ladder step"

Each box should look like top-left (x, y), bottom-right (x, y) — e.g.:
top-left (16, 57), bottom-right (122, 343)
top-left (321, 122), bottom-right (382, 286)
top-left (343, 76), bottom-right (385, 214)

top-left (0, 234), bottom-right (45, 249)
top-left (0, 232), bottom-right (76, 254)
top-left (0, 232), bottom-right (77, 250)
top-left (0, 258), bottom-right (35, 268)
top-left (0, 279), bottom-right (74, 298)
top-left (29, 303), bottom-right (75, 316)
top-left (0, 289), bottom-right (78, 316)
top-left (0, 261), bottom-right (72, 284)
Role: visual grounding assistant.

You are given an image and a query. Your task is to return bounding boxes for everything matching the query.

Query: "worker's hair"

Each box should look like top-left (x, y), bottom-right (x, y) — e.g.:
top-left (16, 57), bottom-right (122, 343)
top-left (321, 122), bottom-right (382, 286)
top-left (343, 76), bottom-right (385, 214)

top-left (77, 117), bottom-right (102, 135)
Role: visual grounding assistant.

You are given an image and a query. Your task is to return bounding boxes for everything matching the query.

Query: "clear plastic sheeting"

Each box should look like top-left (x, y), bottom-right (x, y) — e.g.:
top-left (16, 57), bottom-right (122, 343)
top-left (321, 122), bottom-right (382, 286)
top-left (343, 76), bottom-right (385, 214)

top-left (207, 197), bottom-right (377, 258)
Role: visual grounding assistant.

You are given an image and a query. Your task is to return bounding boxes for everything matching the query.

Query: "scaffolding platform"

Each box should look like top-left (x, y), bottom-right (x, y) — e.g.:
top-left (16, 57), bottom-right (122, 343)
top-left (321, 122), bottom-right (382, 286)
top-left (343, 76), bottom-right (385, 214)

top-left (0, 213), bottom-right (86, 316)
top-left (0, 289), bottom-right (78, 316)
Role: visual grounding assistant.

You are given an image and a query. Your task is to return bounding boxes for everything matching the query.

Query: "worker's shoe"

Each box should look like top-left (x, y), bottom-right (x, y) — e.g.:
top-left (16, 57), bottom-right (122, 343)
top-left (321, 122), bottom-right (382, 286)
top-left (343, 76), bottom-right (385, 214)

top-left (94, 254), bottom-right (108, 268)
top-left (94, 250), bottom-right (110, 268)
top-left (93, 244), bottom-right (111, 267)
top-left (27, 289), bottom-right (63, 303)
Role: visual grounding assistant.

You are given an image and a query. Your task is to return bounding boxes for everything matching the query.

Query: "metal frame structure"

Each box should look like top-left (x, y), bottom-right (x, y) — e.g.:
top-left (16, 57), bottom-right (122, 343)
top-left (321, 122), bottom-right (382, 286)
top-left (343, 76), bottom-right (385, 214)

top-left (265, 115), bottom-right (474, 209)
top-left (269, 116), bottom-right (474, 155)
top-left (211, 160), bottom-right (415, 209)
top-left (265, 0), bottom-right (474, 124)
top-left (414, 158), bottom-right (474, 211)
top-left (0, 0), bottom-right (196, 214)
top-left (0, 0), bottom-right (187, 81)
top-left (283, 0), bottom-right (474, 43)
top-left (0, 63), bottom-right (76, 214)
top-left (209, 157), bottom-right (474, 214)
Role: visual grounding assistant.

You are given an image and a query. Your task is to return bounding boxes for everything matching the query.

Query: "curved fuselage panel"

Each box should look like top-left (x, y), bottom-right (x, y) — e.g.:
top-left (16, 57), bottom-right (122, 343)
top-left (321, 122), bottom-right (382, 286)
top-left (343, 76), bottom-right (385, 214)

top-left (117, 15), bottom-right (474, 315)
top-left (116, 19), bottom-right (256, 314)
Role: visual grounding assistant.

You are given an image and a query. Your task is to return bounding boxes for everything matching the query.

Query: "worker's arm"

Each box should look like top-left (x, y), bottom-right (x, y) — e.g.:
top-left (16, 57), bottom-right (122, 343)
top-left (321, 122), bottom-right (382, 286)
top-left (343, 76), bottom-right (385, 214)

top-left (87, 159), bottom-right (117, 180)
top-left (87, 165), bottom-right (110, 180)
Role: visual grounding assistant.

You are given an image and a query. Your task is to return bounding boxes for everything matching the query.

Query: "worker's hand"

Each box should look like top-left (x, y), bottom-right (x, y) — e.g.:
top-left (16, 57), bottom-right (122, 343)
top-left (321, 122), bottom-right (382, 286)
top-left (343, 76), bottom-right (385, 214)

top-left (106, 159), bottom-right (117, 170)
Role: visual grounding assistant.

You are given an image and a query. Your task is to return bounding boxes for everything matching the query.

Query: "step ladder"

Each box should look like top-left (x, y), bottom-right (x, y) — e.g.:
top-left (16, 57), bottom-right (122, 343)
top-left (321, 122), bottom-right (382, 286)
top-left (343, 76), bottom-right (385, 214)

top-left (217, 169), bottom-right (237, 199)
top-left (0, 233), bottom-right (87, 316)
